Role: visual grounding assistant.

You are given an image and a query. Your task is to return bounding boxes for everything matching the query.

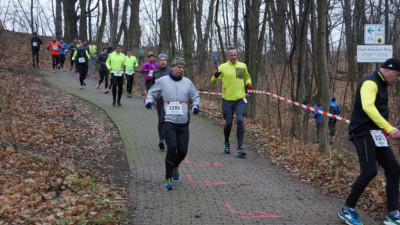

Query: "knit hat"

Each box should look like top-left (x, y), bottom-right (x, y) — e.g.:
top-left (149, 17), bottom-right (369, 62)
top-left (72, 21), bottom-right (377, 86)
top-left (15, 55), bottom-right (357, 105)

top-left (171, 57), bottom-right (186, 67)
top-left (115, 44), bottom-right (121, 48)
top-left (382, 58), bottom-right (400, 72)
top-left (127, 49), bottom-right (132, 52)
top-left (331, 97), bottom-right (336, 102)
top-left (148, 53), bottom-right (155, 58)
top-left (158, 54), bottom-right (168, 61)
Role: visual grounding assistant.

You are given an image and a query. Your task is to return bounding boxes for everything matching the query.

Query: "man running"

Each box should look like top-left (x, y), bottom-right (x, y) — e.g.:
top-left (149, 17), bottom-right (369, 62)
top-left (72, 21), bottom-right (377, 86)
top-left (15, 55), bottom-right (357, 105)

top-left (338, 58), bottom-right (400, 225)
top-left (58, 38), bottom-right (68, 69)
top-left (31, 32), bottom-right (42, 67)
top-left (46, 37), bottom-right (63, 73)
top-left (328, 96), bottom-right (341, 144)
top-left (71, 42), bottom-right (90, 89)
top-left (96, 48), bottom-right (110, 93)
top-left (69, 39), bottom-right (78, 71)
top-left (124, 49), bottom-right (138, 98)
top-left (89, 41), bottom-right (97, 75)
top-left (145, 57), bottom-right (200, 190)
top-left (106, 44), bottom-right (126, 106)
top-left (141, 53), bottom-right (158, 92)
top-left (211, 46), bottom-right (252, 158)
top-left (152, 54), bottom-right (172, 150)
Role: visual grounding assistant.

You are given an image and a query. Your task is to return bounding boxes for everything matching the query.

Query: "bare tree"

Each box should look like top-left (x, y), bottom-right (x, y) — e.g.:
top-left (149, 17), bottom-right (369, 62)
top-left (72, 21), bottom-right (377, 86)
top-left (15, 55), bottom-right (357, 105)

top-left (177, 0), bottom-right (195, 80)
top-left (63, 0), bottom-right (79, 43)
top-left (79, 0), bottom-right (88, 40)
top-left (128, 0), bottom-right (141, 51)
top-left (215, 0), bottom-right (225, 62)
top-left (96, 0), bottom-right (107, 55)
top-left (195, 0), bottom-right (215, 73)
top-left (159, 0), bottom-right (173, 54)
top-left (55, 0), bottom-right (62, 39)
top-left (110, 0), bottom-right (119, 44)
top-left (116, 0), bottom-right (129, 45)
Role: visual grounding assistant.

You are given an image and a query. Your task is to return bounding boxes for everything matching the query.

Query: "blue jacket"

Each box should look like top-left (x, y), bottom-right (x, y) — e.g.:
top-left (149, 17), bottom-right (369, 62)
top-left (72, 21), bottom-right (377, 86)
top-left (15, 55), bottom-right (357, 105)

top-left (329, 101), bottom-right (341, 115)
top-left (59, 43), bottom-right (68, 54)
top-left (313, 104), bottom-right (322, 124)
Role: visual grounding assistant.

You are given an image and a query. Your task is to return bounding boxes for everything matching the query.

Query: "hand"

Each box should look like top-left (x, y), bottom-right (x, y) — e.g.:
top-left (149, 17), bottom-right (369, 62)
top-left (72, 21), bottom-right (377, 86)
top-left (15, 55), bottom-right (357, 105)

top-left (389, 129), bottom-right (400, 139)
top-left (122, 63), bottom-right (125, 67)
top-left (192, 106), bottom-right (199, 114)
top-left (246, 83), bottom-right (252, 90)
top-left (145, 102), bottom-right (152, 109)
top-left (213, 70), bottom-right (221, 78)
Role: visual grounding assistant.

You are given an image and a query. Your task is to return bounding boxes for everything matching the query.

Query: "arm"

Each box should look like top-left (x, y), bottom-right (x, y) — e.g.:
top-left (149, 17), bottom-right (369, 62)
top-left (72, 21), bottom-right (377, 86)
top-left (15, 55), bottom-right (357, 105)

top-left (145, 79), bottom-right (162, 104)
top-left (106, 55), bottom-right (112, 70)
top-left (141, 63), bottom-right (149, 73)
top-left (85, 50), bottom-right (90, 59)
top-left (71, 51), bottom-right (77, 60)
top-left (360, 80), bottom-right (396, 133)
top-left (134, 57), bottom-right (138, 67)
top-left (211, 65), bottom-right (223, 84)
top-left (47, 42), bottom-right (51, 49)
top-left (189, 81), bottom-right (200, 108)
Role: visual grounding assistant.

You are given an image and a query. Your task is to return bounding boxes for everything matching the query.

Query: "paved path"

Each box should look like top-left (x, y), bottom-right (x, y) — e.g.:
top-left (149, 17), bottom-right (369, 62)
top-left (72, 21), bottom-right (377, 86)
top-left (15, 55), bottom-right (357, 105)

top-left (42, 68), bottom-right (376, 225)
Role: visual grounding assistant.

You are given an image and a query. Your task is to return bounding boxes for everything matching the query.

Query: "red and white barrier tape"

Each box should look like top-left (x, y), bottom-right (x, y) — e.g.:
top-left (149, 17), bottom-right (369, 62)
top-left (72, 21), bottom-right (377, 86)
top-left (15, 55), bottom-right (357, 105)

top-left (198, 89), bottom-right (350, 124)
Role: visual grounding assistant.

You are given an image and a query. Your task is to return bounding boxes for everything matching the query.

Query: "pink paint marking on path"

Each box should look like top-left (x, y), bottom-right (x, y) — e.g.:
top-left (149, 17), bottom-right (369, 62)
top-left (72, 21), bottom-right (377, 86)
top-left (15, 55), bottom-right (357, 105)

top-left (186, 174), bottom-right (228, 185)
top-left (224, 203), bottom-right (281, 219)
top-left (184, 157), bottom-right (224, 167)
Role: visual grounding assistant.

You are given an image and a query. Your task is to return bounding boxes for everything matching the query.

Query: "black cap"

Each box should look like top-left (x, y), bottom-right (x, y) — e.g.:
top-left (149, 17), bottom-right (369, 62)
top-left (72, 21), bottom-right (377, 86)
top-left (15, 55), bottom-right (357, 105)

top-left (382, 58), bottom-right (400, 72)
top-left (33, 32), bottom-right (37, 35)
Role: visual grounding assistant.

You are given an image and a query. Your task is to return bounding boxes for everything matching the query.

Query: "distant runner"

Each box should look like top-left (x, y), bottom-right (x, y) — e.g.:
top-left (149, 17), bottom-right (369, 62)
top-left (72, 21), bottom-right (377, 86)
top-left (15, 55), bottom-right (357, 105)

top-left (96, 47), bottom-right (110, 93)
top-left (106, 44), bottom-right (126, 106)
top-left (69, 39), bottom-right (78, 71)
top-left (46, 37), bottom-right (63, 73)
top-left (124, 49), bottom-right (138, 98)
top-left (71, 42), bottom-right (90, 89)
top-left (141, 53), bottom-right (158, 92)
top-left (31, 32), bottom-right (42, 67)
top-left (58, 38), bottom-right (68, 70)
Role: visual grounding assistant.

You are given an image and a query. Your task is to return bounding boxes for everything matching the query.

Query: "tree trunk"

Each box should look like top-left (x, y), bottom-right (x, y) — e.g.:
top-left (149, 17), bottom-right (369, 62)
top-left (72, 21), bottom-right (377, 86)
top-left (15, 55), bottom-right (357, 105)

top-left (268, 0), bottom-right (287, 64)
top-left (195, 0), bottom-right (215, 73)
top-left (128, 0), bottom-right (141, 51)
top-left (116, 0), bottom-right (129, 45)
top-left (158, 0), bottom-right (172, 54)
top-left (316, 0), bottom-right (329, 153)
top-left (96, 0), bottom-right (107, 56)
top-left (79, 0), bottom-right (87, 40)
top-left (30, 0), bottom-right (34, 33)
top-left (63, 0), bottom-right (78, 43)
top-left (108, 0), bottom-right (113, 41)
top-left (88, 0), bottom-right (92, 41)
top-left (215, 0), bottom-right (226, 62)
top-left (110, 0), bottom-right (119, 44)
top-left (233, 0), bottom-right (239, 46)
top-left (177, 0), bottom-right (194, 81)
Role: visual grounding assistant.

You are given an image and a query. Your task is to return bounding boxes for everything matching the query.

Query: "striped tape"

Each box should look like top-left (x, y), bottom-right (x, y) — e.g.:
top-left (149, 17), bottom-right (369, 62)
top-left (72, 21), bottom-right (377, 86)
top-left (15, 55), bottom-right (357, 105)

top-left (198, 89), bottom-right (350, 124)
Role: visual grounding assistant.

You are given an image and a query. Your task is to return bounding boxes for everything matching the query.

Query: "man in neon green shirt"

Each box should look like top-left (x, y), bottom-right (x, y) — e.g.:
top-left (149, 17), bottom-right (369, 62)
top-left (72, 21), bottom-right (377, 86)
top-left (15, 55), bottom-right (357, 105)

top-left (106, 44), bottom-right (126, 106)
top-left (89, 41), bottom-right (97, 74)
top-left (125, 49), bottom-right (138, 98)
top-left (338, 58), bottom-right (400, 225)
top-left (211, 46), bottom-right (252, 158)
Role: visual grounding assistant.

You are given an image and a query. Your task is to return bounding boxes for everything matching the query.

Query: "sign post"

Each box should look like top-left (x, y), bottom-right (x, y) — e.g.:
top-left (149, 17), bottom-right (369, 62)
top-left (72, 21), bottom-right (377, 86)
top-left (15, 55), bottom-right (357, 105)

top-left (360, 24), bottom-right (389, 72)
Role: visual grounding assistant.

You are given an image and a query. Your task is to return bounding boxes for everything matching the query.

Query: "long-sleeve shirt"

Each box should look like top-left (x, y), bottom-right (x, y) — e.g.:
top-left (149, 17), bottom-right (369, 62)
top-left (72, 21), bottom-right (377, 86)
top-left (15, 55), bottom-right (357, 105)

top-left (97, 54), bottom-right (109, 72)
top-left (31, 36), bottom-right (42, 50)
top-left (125, 55), bottom-right (138, 73)
top-left (72, 49), bottom-right (90, 61)
top-left (47, 41), bottom-right (63, 55)
top-left (141, 61), bottom-right (158, 81)
top-left (59, 43), bottom-right (68, 54)
top-left (106, 51), bottom-right (126, 74)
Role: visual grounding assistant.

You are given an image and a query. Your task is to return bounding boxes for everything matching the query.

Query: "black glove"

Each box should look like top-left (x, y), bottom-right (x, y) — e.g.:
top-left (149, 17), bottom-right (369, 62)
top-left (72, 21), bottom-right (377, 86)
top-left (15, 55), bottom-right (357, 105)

top-left (213, 70), bottom-right (221, 78)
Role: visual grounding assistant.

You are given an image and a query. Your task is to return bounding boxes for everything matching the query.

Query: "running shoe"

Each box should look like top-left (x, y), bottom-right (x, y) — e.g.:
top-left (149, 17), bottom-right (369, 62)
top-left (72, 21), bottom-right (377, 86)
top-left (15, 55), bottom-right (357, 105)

top-left (55, 65), bottom-right (58, 69)
top-left (165, 178), bottom-right (174, 190)
top-left (105, 88), bottom-right (109, 94)
top-left (236, 147), bottom-right (247, 158)
top-left (117, 102), bottom-right (121, 107)
top-left (159, 139), bottom-right (165, 150)
top-left (79, 86), bottom-right (83, 89)
top-left (112, 101), bottom-right (116, 106)
top-left (52, 70), bottom-right (56, 73)
top-left (384, 214), bottom-right (400, 225)
top-left (224, 143), bottom-right (230, 154)
top-left (172, 167), bottom-right (179, 180)
top-left (337, 207), bottom-right (363, 225)
top-left (127, 94), bottom-right (132, 98)
top-left (83, 82), bottom-right (87, 86)
top-left (96, 84), bottom-right (100, 89)
top-left (126, 93), bottom-right (129, 97)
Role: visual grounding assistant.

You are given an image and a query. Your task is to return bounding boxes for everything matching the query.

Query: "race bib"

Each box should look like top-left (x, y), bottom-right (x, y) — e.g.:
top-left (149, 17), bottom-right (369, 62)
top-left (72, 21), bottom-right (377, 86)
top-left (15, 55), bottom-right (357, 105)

top-left (126, 70), bottom-right (133, 75)
top-left (114, 70), bottom-right (122, 76)
top-left (52, 46), bottom-right (58, 50)
top-left (166, 102), bottom-right (183, 115)
top-left (370, 130), bottom-right (388, 147)
top-left (78, 57), bottom-right (85, 63)
top-left (243, 98), bottom-right (248, 104)
top-left (148, 70), bottom-right (153, 77)
top-left (32, 42), bottom-right (38, 47)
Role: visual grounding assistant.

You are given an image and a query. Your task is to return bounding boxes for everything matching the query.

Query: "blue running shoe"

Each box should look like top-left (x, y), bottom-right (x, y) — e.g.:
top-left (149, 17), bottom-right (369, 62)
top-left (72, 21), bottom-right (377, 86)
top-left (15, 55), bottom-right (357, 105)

top-left (224, 143), bottom-right (230, 154)
top-left (337, 207), bottom-right (363, 225)
top-left (126, 93), bottom-right (129, 97)
top-left (172, 167), bottom-right (179, 180)
top-left (384, 214), bottom-right (400, 225)
top-left (83, 82), bottom-right (87, 86)
top-left (236, 147), bottom-right (247, 158)
top-left (79, 86), bottom-right (83, 90)
top-left (165, 178), bottom-right (174, 190)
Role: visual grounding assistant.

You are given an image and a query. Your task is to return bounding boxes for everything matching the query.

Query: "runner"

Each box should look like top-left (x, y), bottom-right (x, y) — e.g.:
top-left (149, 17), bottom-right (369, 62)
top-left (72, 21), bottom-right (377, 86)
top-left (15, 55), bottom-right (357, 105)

top-left (31, 32), bottom-right (42, 67)
top-left (211, 46), bottom-right (252, 158)
top-left (96, 47), bottom-right (110, 93)
top-left (89, 41), bottom-right (97, 75)
top-left (46, 37), bottom-right (63, 73)
top-left (107, 43), bottom-right (112, 54)
top-left (152, 54), bottom-right (172, 150)
top-left (328, 96), bottom-right (341, 144)
top-left (58, 38), bottom-right (68, 70)
top-left (83, 40), bottom-right (89, 51)
top-left (69, 39), bottom-right (78, 71)
top-left (312, 100), bottom-right (322, 143)
top-left (141, 53), bottom-right (158, 92)
top-left (124, 49), bottom-right (138, 98)
top-left (338, 58), bottom-right (400, 225)
top-left (145, 57), bottom-right (200, 190)
top-left (139, 48), bottom-right (144, 65)
top-left (106, 44), bottom-right (126, 106)
top-left (71, 42), bottom-right (90, 89)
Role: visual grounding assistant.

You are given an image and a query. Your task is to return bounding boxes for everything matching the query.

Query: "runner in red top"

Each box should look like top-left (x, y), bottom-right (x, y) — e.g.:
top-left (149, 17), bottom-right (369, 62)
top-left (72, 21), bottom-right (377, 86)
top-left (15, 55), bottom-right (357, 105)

top-left (47, 37), bottom-right (63, 72)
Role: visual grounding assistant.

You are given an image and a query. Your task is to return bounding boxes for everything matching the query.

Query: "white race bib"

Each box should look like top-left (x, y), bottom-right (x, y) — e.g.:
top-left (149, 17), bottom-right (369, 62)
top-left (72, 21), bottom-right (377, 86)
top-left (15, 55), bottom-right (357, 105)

top-left (32, 42), bottom-right (38, 47)
top-left (370, 130), bottom-right (388, 147)
top-left (78, 57), bottom-right (85, 63)
top-left (52, 46), bottom-right (58, 50)
top-left (243, 98), bottom-right (247, 104)
top-left (126, 70), bottom-right (133, 75)
top-left (166, 102), bottom-right (183, 115)
top-left (148, 70), bottom-right (154, 77)
top-left (114, 70), bottom-right (122, 76)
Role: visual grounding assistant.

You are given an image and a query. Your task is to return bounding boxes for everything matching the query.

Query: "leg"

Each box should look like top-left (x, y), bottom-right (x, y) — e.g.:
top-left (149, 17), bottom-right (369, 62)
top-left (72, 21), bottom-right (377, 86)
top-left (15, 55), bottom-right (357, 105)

top-left (104, 72), bottom-right (109, 89)
top-left (79, 72), bottom-right (85, 86)
top-left (55, 55), bottom-right (60, 68)
top-left (32, 49), bottom-right (36, 66)
top-left (222, 100), bottom-right (235, 145)
top-left (175, 124), bottom-right (190, 168)
top-left (235, 99), bottom-right (246, 148)
top-left (70, 52), bottom-right (75, 69)
top-left (99, 71), bottom-right (105, 85)
top-left (117, 76), bottom-right (123, 103)
top-left (126, 75), bottom-right (132, 94)
top-left (157, 97), bottom-right (164, 140)
top-left (345, 136), bottom-right (379, 208)
top-left (111, 74), bottom-right (117, 103)
top-left (61, 54), bottom-right (65, 68)
top-left (36, 51), bottom-right (39, 66)
top-left (163, 122), bottom-right (178, 179)
top-left (145, 80), bottom-right (152, 92)
top-left (52, 55), bottom-right (56, 70)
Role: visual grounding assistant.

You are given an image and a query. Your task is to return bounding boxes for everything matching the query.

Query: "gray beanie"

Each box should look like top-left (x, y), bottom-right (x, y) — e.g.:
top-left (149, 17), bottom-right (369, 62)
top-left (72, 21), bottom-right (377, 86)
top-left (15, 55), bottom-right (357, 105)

top-left (171, 57), bottom-right (186, 67)
top-left (158, 54), bottom-right (168, 61)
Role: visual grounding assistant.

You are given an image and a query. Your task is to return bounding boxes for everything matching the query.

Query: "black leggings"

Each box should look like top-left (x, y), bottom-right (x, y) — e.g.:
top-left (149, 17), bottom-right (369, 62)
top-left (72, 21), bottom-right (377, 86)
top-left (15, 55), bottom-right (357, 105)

top-left (345, 135), bottom-right (400, 212)
top-left (126, 74), bottom-right (134, 94)
top-left (328, 119), bottom-right (337, 137)
top-left (99, 71), bottom-right (109, 89)
top-left (157, 97), bottom-right (164, 140)
top-left (60, 54), bottom-right (65, 67)
top-left (111, 74), bottom-right (123, 103)
top-left (163, 122), bottom-right (189, 180)
top-left (70, 51), bottom-right (75, 69)
top-left (145, 80), bottom-right (152, 92)
top-left (52, 55), bottom-right (60, 70)
top-left (32, 49), bottom-right (39, 66)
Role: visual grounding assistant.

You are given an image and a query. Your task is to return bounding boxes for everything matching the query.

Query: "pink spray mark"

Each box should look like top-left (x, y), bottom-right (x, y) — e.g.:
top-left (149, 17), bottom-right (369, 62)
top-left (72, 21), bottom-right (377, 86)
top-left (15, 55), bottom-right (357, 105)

top-left (186, 174), bottom-right (228, 185)
top-left (224, 203), bottom-right (281, 219)
top-left (184, 157), bottom-right (224, 167)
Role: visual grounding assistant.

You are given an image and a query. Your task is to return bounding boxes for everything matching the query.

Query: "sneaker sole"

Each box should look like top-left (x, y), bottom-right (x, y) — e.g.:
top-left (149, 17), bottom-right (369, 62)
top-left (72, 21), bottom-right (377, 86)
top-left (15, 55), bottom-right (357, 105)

top-left (172, 176), bottom-right (179, 181)
top-left (337, 212), bottom-right (358, 225)
top-left (165, 186), bottom-right (174, 190)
